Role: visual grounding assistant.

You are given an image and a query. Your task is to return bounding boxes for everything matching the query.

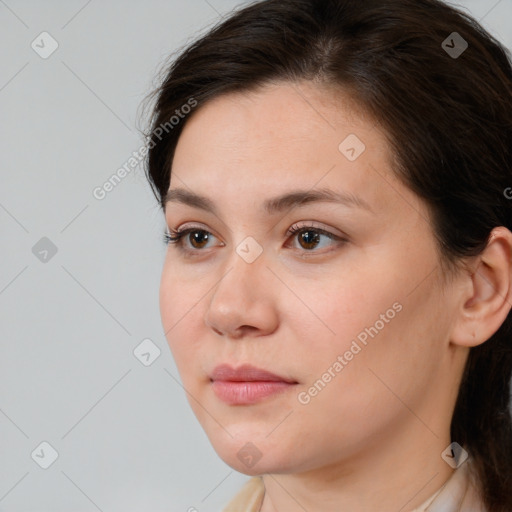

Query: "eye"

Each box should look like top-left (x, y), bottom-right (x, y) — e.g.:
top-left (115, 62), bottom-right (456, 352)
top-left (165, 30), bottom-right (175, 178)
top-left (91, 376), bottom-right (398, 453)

top-left (164, 227), bottom-right (220, 252)
top-left (286, 223), bottom-right (346, 251)
top-left (163, 223), bottom-right (346, 255)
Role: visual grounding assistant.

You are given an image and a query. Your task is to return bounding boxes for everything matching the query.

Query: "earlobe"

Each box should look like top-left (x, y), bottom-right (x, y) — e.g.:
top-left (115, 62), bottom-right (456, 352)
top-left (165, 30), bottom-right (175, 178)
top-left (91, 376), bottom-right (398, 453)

top-left (450, 226), bottom-right (512, 348)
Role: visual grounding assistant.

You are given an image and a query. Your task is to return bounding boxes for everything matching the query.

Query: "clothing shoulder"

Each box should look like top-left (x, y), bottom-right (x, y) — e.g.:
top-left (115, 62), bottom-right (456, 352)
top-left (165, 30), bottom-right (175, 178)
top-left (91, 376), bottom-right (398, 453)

top-left (424, 460), bottom-right (487, 512)
top-left (221, 476), bottom-right (264, 512)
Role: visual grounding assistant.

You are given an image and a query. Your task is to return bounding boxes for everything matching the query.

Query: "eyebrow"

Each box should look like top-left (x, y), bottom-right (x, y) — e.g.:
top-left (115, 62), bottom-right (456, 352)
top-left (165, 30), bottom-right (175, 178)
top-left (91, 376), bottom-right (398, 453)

top-left (164, 187), bottom-right (374, 215)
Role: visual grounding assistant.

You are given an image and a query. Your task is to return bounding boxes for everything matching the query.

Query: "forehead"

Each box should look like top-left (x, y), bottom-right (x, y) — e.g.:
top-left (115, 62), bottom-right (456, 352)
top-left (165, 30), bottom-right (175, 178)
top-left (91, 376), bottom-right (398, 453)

top-left (173, 82), bottom-right (386, 171)
top-left (168, 81), bottom-right (419, 223)
top-left (176, 81), bottom-right (374, 151)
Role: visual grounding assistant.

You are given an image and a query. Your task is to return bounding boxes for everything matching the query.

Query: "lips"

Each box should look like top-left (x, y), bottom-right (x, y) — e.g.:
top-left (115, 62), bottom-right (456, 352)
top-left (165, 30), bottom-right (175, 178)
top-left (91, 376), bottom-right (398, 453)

top-left (210, 364), bottom-right (297, 383)
top-left (209, 364), bottom-right (298, 404)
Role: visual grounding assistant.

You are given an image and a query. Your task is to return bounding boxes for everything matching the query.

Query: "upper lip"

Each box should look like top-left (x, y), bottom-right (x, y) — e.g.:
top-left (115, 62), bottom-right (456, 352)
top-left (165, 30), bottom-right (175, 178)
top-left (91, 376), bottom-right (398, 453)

top-left (210, 364), bottom-right (297, 383)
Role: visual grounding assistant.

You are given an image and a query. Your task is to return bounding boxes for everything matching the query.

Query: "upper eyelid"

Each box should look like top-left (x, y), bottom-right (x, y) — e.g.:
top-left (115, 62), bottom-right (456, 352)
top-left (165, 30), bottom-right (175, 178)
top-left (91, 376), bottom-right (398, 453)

top-left (288, 221), bottom-right (344, 235)
top-left (169, 223), bottom-right (220, 239)
top-left (171, 220), bottom-right (343, 236)
top-left (169, 223), bottom-right (345, 248)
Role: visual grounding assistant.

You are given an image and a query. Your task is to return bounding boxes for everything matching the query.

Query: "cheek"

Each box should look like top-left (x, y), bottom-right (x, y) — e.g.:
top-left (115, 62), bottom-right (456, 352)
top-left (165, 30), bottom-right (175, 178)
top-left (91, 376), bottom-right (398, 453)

top-left (159, 266), bottom-right (177, 335)
top-left (159, 263), bottom-right (204, 368)
top-left (293, 257), bottom-right (439, 402)
top-left (296, 271), bottom-right (402, 354)
top-left (289, 307), bottom-right (421, 461)
top-left (159, 257), bottom-right (205, 326)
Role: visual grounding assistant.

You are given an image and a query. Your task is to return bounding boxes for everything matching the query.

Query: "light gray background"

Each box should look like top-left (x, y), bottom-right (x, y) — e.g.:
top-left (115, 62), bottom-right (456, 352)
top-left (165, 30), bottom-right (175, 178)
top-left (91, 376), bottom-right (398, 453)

top-left (0, 1), bottom-right (510, 511)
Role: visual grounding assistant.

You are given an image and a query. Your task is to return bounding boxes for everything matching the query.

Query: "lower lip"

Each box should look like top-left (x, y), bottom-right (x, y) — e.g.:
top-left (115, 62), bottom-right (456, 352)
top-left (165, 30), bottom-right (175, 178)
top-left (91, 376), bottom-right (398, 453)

top-left (211, 380), bottom-right (296, 404)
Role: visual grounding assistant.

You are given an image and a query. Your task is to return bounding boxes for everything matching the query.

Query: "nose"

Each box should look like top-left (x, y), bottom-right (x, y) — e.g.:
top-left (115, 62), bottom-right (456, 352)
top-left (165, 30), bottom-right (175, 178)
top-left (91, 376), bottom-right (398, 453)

top-left (204, 250), bottom-right (279, 339)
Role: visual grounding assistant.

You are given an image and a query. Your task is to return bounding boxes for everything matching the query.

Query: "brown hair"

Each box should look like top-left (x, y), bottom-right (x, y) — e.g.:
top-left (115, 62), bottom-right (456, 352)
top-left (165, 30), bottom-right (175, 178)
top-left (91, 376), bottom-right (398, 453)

top-left (144, 0), bottom-right (512, 508)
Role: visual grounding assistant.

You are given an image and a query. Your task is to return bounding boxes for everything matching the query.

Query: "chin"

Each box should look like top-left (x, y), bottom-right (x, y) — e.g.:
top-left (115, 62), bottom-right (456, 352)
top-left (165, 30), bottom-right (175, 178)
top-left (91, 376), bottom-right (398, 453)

top-left (218, 449), bottom-right (294, 476)
top-left (204, 426), bottom-right (304, 475)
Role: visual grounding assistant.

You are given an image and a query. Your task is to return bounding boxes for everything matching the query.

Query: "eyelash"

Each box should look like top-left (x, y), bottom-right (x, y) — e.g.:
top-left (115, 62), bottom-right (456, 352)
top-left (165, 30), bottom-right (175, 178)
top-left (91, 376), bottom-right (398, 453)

top-left (163, 224), bottom-right (346, 254)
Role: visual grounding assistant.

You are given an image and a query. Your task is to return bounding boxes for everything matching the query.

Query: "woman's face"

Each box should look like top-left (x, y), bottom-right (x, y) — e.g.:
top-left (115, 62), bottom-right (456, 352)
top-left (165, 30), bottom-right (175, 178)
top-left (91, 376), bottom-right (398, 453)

top-left (160, 81), bottom-right (464, 475)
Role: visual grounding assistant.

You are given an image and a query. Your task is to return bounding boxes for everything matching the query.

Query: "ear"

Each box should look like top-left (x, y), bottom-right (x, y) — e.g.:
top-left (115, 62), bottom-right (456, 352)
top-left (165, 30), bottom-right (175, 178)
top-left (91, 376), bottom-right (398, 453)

top-left (450, 226), bottom-right (512, 348)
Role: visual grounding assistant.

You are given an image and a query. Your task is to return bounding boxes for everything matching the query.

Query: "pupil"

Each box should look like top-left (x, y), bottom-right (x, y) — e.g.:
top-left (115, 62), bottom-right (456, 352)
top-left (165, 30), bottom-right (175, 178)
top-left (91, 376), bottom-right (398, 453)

top-left (300, 230), bottom-right (320, 249)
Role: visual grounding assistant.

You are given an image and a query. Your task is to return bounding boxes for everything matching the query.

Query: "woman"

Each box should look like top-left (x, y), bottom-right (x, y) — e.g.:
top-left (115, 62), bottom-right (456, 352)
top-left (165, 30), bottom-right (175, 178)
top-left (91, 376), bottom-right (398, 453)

top-left (144, 0), bottom-right (512, 510)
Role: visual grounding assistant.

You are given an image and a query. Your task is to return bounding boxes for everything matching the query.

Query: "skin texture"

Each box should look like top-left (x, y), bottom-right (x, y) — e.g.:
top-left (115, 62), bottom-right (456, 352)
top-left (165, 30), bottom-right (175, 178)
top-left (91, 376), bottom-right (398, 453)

top-left (159, 81), bottom-right (512, 512)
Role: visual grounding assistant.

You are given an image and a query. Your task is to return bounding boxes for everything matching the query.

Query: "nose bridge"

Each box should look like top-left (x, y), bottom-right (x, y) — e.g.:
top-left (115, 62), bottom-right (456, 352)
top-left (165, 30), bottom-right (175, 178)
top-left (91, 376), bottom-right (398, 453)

top-left (204, 237), bottom-right (276, 336)
top-left (214, 237), bottom-right (267, 301)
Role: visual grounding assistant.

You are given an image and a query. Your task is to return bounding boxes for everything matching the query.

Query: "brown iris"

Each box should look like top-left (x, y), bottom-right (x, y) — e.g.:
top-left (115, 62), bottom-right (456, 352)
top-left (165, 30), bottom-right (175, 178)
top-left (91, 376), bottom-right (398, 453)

top-left (298, 230), bottom-right (321, 250)
top-left (189, 230), bottom-right (210, 249)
